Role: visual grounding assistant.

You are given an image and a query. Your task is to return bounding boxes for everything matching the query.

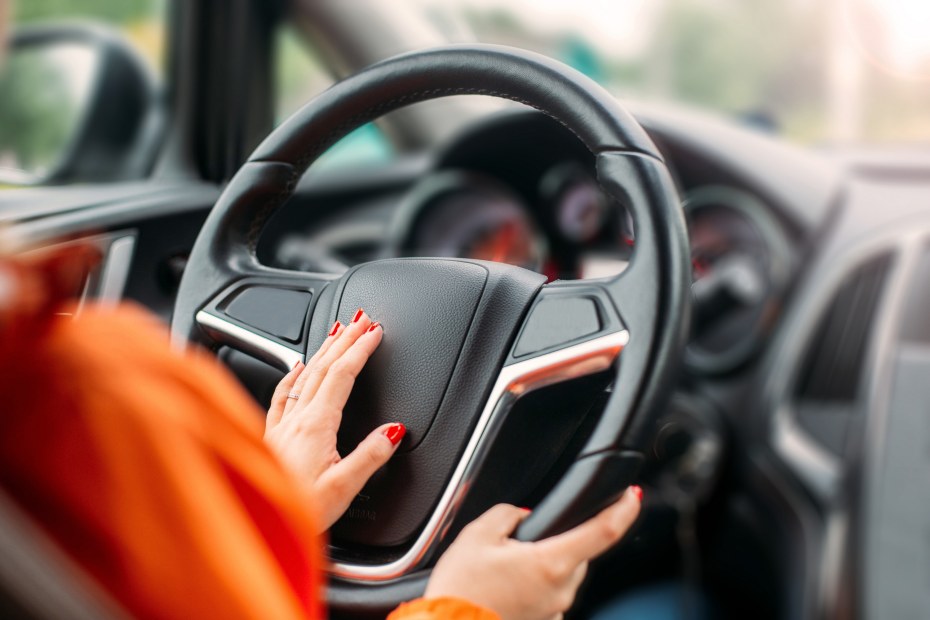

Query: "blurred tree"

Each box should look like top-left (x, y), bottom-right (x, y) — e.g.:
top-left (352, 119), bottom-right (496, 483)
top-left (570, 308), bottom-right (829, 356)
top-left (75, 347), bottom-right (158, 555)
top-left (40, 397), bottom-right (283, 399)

top-left (1, 0), bottom-right (164, 187)
top-left (15, 0), bottom-right (156, 24)
top-left (649, 0), bottom-right (826, 138)
top-left (0, 50), bottom-right (80, 175)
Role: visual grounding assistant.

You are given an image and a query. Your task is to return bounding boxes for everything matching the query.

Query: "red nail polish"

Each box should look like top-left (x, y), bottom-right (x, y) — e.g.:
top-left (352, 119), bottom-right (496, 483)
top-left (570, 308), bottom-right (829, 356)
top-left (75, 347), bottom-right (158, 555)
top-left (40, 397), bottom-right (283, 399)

top-left (384, 423), bottom-right (406, 446)
top-left (329, 321), bottom-right (341, 337)
top-left (520, 507), bottom-right (532, 512)
top-left (367, 321), bottom-right (381, 333)
top-left (352, 308), bottom-right (364, 323)
top-left (631, 485), bottom-right (643, 502)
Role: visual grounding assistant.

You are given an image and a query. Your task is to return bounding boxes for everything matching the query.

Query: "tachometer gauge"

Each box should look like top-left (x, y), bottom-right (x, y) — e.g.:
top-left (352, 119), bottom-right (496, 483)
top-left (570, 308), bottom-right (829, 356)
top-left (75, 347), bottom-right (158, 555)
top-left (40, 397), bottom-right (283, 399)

top-left (389, 171), bottom-right (546, 272)
top-left (685, 186), bottom-right (791, 374)
top-left (540, 162), bottom-right (635, 280)
top-left (542, 163), bottom-right (609, 243)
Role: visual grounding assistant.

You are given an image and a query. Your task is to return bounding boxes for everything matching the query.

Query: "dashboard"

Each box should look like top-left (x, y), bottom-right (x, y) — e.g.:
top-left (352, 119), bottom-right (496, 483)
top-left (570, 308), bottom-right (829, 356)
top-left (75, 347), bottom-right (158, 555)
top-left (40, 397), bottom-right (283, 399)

top-left (208, 108), bottom-right (930, 620)
top-left (12, 99), bottom-right (928, 619)
top-left (269, 110), bottom-right (799, 378)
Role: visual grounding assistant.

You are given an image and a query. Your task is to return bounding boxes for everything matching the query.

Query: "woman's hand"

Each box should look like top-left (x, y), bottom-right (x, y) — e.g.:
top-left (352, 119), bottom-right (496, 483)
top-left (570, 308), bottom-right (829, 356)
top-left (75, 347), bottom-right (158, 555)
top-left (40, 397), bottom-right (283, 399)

top-left (264, 309), bottom-right (405, 531)
top-left (425, 487), bottom-right (643, 620)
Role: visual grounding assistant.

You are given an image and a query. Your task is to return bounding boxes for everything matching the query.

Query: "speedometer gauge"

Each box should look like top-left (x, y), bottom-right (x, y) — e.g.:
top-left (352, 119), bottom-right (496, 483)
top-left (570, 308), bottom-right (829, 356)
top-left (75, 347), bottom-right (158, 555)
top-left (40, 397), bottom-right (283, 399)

top-left (389, 171), bottom-right (546, 272)
top-left (685, 186), bottom-right (792, 374)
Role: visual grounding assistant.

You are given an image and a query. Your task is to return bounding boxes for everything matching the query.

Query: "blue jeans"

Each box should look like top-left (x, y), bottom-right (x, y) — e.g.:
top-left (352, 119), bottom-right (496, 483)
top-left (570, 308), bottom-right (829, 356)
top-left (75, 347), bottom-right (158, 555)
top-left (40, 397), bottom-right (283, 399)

top-left (590, 581), bottom-right (714, 620)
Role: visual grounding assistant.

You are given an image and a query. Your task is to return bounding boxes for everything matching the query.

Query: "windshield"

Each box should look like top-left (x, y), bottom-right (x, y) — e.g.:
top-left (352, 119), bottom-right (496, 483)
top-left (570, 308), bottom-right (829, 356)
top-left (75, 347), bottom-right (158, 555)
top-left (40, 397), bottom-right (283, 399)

top-left (400, 0), bottom-right (930, 146)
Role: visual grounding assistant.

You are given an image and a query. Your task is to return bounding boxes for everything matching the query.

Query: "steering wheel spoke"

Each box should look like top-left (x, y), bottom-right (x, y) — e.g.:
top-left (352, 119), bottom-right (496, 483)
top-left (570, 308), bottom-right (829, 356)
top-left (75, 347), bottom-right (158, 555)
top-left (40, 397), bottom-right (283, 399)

top-left (194, 271), bottom-right (336, 371)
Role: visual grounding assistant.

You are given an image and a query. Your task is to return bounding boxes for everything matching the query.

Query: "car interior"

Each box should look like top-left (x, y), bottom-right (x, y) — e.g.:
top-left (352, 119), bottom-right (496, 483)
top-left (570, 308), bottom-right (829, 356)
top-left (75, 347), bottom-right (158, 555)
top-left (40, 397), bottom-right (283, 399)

top-left (2, 1), bottom-right (929, 619)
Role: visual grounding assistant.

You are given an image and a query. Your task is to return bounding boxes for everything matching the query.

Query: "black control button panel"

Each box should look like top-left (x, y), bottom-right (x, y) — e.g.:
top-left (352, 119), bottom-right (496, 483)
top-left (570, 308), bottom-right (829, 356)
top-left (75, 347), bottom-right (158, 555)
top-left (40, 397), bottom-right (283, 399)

top-left (225, 286), bottom-right (312, 343)
top-left (513, 296), bottom-right (601, 357)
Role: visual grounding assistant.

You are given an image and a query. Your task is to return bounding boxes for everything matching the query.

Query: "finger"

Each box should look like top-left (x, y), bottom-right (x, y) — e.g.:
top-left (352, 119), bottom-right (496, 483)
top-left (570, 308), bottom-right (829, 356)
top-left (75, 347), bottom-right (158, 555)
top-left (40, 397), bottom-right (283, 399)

top-left (535, 486), bottom-right (641, 565)
top-left (307, 320), bottom-right (345, 367)
top-left (316, 422), bottom-right (405, 510)
top-left (266, 361), bottom-right (303, 430)
top-left (294, 309), bottom-right (372, 409)
top-left (465, 503), bottom-right (532, 540)
top-left (284, 320), bottom-right (344, 416)
top-left (310, 322), bottom-right (383, 415)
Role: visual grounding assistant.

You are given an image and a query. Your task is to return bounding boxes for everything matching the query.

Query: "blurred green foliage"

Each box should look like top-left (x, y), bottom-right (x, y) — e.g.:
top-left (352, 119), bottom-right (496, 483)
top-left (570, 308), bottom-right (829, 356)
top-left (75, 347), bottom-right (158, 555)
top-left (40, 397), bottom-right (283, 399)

top-left (14, 0), bottom-right (156, 23)
top-left (1, 0), bottom-right (163, 185)
top-left (463, 0), bottom-right (930, 145)
top-left (0, 49), bottom-right (82, 176)
top-left (649, 0), bottom-right (827, 139)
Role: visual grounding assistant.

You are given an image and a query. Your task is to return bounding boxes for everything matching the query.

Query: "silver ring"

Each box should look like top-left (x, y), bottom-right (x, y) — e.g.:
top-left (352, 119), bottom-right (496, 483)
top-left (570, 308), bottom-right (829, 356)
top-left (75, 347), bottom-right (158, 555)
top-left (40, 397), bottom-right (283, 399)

top-left (286, 392), bottom-right (300, 400)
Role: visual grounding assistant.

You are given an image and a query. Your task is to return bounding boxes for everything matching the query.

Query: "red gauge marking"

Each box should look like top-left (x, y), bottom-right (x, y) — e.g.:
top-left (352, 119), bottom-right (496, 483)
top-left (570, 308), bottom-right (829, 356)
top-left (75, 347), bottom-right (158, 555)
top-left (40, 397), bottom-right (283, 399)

top-left (491, 221), bottom-right (517, 263)
top-left (692, 256), bottom-right (710, 277)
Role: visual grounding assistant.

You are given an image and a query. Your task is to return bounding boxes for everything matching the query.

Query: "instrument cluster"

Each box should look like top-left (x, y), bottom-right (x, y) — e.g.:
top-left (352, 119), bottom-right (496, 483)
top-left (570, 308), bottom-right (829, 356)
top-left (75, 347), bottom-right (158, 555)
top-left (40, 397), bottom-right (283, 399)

top-left (390, 167), bottom-right (791, 375)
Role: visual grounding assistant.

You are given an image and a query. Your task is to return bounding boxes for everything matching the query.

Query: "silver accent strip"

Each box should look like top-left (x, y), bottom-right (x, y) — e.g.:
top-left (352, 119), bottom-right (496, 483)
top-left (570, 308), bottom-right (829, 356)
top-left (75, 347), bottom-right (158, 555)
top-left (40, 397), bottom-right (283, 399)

top-left (96, 235), bottom-right (136, 306)
top-left (22, 231), bottom-right (137, 316)
top-left (331, 329), bottom-right (629, 581)
top-left (772, 405), bottom-right (840, 497)
top-left (195, 311), bottom-right (303, 370)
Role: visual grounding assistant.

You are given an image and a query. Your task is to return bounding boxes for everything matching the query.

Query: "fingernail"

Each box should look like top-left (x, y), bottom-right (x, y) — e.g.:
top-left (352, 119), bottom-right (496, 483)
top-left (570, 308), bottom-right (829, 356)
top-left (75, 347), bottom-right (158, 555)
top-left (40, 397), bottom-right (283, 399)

top-left (352, 308), bottom-right (364, 323)
top-left (631, 485), bottom-right (643, 502)
top-left (329, 321), bottom-right (341, 337)
top-left (367, 321), bottom-right (381, 333)
top-left (384, 423), bottom-right (406, 446)
top-left (520, 506), bottom-right (532, 513)
top-left (291, 359), bottom-right (303, 371)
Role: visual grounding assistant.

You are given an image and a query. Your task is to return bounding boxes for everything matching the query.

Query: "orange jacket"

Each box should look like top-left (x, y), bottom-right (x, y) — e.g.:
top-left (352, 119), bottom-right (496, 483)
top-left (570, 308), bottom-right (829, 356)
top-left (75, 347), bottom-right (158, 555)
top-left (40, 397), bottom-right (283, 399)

top-left (0, 246), bottom-right (498, 620)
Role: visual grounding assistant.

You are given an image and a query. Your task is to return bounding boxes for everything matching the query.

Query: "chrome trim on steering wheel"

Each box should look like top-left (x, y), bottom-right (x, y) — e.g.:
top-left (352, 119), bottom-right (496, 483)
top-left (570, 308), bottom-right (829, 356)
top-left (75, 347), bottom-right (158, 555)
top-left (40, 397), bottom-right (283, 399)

top-left (195, 311), bottom-right (303, 370)
top-left (331, 329), bottom-right (629, 582)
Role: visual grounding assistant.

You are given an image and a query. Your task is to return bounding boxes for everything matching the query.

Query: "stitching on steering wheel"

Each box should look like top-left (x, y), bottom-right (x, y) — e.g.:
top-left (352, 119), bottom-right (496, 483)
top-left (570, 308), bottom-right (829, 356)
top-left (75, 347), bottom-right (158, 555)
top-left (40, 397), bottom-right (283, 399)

top-left (245, 86), bottom-right (603, 253)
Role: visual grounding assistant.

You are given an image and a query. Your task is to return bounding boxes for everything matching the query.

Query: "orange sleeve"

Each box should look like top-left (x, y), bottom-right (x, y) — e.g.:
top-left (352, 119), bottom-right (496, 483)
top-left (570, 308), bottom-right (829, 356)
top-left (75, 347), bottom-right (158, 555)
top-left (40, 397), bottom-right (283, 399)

top-left (0, 267), bottom-right (324, 620)
top-left (389, 597), bottom-right (501, 620)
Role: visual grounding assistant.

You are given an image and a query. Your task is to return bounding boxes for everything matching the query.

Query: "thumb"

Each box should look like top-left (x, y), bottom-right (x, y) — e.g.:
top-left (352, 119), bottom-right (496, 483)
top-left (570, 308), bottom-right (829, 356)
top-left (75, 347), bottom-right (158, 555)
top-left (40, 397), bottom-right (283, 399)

top-left (320, 423), bottom-right (405, 506)
top-left (465, 503), bottom-right (532, 540)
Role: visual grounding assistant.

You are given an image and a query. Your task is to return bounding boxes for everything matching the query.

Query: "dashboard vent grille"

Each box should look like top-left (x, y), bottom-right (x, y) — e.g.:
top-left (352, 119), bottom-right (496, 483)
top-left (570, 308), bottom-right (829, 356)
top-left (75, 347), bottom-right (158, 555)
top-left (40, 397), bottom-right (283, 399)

top-left (795, 253), bottom-right (892, 403)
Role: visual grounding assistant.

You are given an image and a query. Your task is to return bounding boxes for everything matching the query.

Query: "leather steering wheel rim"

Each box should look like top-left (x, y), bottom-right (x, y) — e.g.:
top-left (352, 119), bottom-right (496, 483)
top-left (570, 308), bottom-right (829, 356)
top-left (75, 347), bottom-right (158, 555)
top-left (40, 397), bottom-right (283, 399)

top-left (171, 44), bottom-right (691, 615)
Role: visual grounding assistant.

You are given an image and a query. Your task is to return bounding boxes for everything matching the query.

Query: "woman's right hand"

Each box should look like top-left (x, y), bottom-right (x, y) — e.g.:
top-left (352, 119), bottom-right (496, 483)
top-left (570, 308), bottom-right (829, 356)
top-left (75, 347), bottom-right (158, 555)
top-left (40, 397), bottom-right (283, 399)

top-left (424, 487), bottom-right (643, 620)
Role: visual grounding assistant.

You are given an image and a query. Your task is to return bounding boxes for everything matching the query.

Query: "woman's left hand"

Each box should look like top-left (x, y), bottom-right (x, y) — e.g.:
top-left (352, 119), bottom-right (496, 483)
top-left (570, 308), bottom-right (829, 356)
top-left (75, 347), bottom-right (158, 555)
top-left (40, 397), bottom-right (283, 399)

top-left (264, 309), bottom-right (405, 532)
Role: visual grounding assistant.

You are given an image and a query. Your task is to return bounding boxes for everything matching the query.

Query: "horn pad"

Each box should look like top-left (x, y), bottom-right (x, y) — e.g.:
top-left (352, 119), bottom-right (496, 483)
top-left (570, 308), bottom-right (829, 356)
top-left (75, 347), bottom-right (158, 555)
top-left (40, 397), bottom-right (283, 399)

top-left (334, 259), bottom-right (488, 453)
top-left (312, 258), bottom-right (545, 549)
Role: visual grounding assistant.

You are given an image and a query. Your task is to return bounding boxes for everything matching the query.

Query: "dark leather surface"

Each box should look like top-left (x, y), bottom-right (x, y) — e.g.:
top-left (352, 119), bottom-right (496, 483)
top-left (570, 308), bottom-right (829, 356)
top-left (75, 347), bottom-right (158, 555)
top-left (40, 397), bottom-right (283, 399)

top-left (251, 44), bottom-right (659, 165)
top-left (224, 286), bottom-right (312, 343)
top-left (515, 451), bottom-right (643, 541)
top-left (171, 161), bottom-right (299, 345)
top-left (329, 259), bottom-right (488, 452)
top-left (327, 259), bottom-right (546, 548)
top-left (587, 153), bottom-right (692, 450)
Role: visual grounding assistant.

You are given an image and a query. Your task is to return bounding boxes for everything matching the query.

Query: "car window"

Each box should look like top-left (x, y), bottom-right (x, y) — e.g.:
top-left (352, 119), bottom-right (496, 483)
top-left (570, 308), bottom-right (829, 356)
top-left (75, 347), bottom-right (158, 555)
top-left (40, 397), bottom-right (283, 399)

top-left (408, 0), bottom-right (930, 146)
top-left (274, 24), bottom-right (394, 171)
top-left (0, 0), bottom-right (166, 187)
top-left (12, 0), bottom-right (165, 76)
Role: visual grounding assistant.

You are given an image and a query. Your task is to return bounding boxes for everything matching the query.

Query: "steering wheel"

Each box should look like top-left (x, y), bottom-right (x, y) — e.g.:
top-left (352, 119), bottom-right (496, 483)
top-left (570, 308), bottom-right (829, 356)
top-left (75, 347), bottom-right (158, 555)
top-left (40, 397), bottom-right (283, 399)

top-left (171, 45), bottom-right (690, 615)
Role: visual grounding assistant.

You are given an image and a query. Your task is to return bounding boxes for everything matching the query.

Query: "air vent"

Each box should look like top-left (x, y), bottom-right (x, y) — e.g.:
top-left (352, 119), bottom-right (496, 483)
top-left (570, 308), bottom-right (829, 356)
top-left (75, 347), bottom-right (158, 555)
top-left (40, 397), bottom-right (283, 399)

top-left (793, 252), bottom-right (893, 456)
top-left (796, 253), bottom-right (892, 403)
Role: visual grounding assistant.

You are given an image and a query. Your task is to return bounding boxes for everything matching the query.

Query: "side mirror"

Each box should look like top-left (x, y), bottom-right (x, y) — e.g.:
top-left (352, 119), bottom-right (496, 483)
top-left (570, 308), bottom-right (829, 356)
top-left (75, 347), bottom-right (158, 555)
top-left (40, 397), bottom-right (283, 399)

top-left (0, 24), bottom-right (157, 186)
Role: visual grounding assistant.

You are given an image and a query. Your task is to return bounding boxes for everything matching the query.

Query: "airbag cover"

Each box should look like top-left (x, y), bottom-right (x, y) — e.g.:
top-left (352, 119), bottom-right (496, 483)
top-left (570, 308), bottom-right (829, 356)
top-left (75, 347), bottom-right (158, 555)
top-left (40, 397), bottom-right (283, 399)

top-left (333, 259), bottom-right (487, 453)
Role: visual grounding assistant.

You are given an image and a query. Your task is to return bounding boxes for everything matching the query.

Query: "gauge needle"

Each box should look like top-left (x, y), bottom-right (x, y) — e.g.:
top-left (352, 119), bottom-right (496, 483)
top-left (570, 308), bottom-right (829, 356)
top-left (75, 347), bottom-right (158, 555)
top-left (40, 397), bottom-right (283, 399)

top-left (491, 221), bottom-right (517, 263)
top-left (692, 255), bottom-right (766, 306)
